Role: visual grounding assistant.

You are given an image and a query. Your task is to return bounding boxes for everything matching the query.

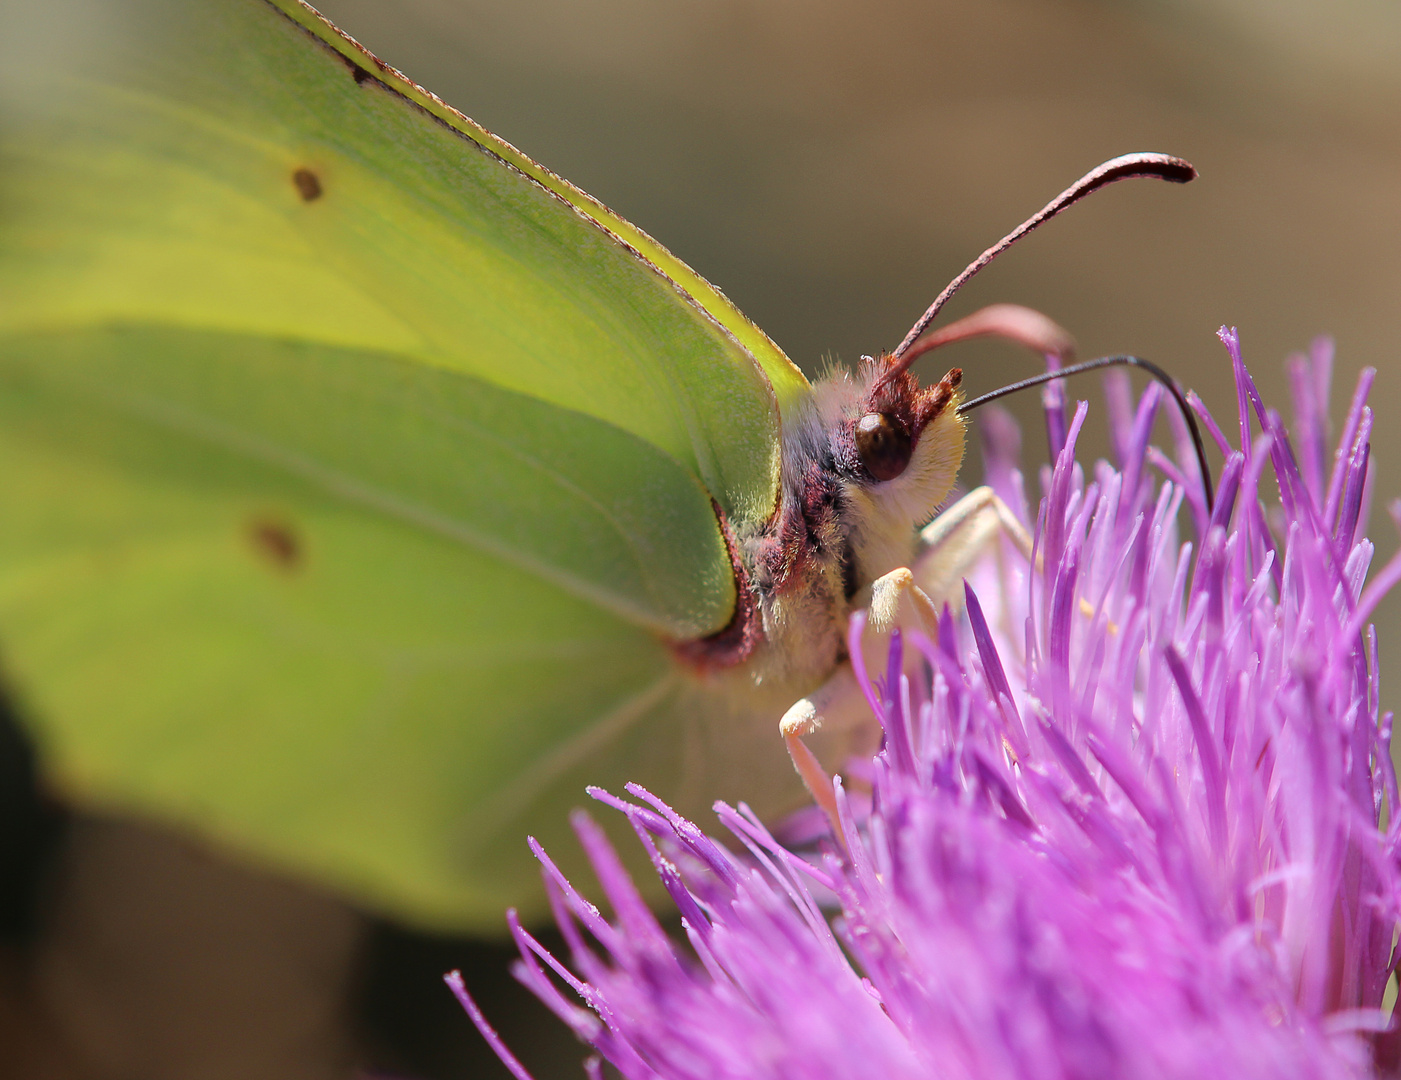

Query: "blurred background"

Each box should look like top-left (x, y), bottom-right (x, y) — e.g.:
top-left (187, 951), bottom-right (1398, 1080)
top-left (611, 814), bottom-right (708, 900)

top-left (2, 0), bottom-right (1399, 1076)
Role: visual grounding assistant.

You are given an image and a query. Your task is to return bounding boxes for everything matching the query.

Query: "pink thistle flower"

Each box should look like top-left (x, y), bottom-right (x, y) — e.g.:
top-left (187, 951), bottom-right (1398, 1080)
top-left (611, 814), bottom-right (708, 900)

top-left (450, 330), bottom-right (1401, 1079)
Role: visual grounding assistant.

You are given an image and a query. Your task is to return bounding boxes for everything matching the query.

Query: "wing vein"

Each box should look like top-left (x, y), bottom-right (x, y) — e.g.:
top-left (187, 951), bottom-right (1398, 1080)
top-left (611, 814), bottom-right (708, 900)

top-left (465, 670), bottom-right (680, 848)
top-left (68, 372), bottom-right (673, 632)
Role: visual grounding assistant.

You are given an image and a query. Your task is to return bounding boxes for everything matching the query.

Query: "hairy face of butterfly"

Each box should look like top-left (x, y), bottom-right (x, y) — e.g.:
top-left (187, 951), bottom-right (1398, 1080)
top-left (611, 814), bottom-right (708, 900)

top-left (836, 360), bottom-right (965, 586)
top-left (729, 357), bottom-right (965, 685)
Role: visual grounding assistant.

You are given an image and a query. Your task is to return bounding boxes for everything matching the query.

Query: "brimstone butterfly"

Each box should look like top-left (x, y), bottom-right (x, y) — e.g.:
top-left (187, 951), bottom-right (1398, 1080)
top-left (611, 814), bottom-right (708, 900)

top-left (0, 0), bottom-right (1193, 931)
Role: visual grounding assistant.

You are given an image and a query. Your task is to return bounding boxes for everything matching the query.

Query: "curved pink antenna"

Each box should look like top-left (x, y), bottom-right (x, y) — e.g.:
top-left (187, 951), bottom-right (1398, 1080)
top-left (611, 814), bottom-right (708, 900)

top-left (885, 153), bottom-right (1195, 379)
top-left (890, 303), bottom-right (1076, 371)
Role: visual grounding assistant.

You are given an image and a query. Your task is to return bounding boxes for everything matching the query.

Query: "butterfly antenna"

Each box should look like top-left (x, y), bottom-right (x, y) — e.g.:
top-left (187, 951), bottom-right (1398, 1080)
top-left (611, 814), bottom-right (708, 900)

top-left (956, 354), bottom-right (1215, 513)
top-left (883, 153), bottom-right (1196, 381)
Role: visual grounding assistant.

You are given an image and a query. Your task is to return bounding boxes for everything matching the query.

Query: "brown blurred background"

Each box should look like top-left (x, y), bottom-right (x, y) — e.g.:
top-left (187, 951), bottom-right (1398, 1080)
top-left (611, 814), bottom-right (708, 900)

top-left (3, 0), bottom-right (1399, 1077)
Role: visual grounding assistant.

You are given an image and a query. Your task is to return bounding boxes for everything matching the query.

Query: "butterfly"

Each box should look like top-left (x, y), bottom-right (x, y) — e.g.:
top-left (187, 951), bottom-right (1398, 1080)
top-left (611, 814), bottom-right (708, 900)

top-left (0, 0), bottom-right (1195, 931)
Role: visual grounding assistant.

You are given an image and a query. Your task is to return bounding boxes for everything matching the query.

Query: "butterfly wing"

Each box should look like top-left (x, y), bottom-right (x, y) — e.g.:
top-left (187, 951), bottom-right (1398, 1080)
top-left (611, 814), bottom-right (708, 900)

top-left (0, 0), bottom-right (809, 929)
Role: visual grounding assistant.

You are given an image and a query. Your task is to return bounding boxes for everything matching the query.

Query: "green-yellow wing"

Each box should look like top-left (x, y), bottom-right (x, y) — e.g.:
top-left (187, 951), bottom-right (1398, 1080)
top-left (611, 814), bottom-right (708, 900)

top-left (0, 0), bottom-right (811, 930)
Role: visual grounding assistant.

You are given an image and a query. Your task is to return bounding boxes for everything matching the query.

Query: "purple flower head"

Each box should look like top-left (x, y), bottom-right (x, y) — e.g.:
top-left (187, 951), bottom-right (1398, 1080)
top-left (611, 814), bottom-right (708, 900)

top-left (451, 331), bottom-right (1401, 1079)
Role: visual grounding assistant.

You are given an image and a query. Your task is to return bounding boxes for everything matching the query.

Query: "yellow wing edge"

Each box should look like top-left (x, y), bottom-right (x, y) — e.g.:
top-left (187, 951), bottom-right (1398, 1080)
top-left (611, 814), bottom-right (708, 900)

top-left (268, 0), bottom-right (812, 417)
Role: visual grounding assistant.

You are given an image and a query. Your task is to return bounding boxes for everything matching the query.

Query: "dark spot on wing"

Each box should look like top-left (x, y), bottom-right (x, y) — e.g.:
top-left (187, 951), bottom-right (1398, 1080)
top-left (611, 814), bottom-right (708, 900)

top-left (247, 517), bottom-right (303, 572)
top-left (292, 167), bottom-right (323, 202)
top-left (336, 48), bottom-right (382, 86)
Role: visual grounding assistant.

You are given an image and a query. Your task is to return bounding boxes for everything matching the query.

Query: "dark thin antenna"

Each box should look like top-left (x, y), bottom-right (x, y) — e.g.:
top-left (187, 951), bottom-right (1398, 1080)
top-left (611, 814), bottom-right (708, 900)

top-left (956, 354), bottom-right (1215, 513)
top-left (885, 153), bottom-right (1196, 378)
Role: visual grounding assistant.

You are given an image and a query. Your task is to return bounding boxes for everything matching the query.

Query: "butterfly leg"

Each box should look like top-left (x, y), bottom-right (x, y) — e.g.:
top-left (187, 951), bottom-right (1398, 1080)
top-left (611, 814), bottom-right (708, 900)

top-left (910, 484), bottom-right (1032, 604)
top-left (777, 568), bottom-right (943, 836)
top-left (778, 568), bottom-right (941, 740)
top-left (782, 484), bottom-right (1031, 739)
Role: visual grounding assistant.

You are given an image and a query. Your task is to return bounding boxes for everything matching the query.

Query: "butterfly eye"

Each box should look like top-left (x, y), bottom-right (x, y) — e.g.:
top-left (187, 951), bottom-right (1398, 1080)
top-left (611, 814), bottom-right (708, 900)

top-left (854, 412), bottom-right (912, 482)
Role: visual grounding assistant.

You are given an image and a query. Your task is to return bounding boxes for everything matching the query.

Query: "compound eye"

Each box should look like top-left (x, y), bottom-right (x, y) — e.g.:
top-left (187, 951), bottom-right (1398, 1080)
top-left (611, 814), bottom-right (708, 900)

top-left (854, 412), bottom-right (912, 481)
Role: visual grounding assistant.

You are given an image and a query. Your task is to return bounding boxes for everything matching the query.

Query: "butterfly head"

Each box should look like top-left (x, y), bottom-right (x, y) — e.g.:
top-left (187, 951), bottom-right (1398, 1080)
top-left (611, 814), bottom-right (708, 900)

top-left (734, 355), bottom-right (967, 683)
top-left (832, 357), bottom-right (967, 580)
top-left (767, 355), bottom-right (966, 606)
top-left (852, 355), bottom-right (964, 486)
